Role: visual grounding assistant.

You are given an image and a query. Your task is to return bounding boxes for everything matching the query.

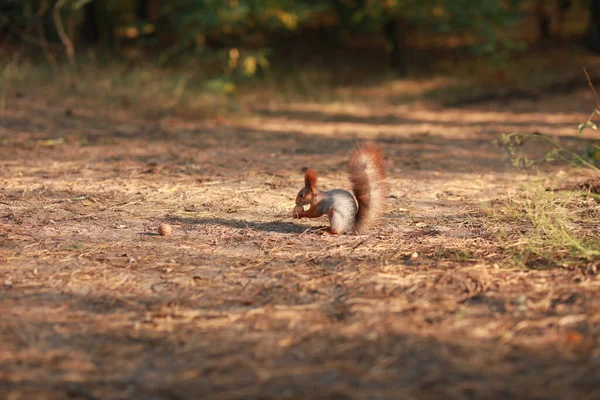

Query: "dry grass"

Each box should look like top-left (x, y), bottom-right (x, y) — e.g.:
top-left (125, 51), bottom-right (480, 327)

top-left (485, 184), bottom-right (600, 269)
top-left (2, 52), bottom-right (600, 399)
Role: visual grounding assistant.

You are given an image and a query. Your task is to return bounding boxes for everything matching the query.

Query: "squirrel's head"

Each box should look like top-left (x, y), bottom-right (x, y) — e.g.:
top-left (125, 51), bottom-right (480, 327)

top-left (296, 168), bottom-right (317, 206)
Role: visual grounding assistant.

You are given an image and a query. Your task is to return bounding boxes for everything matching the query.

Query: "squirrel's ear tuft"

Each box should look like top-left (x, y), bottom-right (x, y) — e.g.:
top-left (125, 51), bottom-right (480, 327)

top-left (301, 167), bottom-right (309, 173)
top-left (304, 169), bottom-right (317, 193)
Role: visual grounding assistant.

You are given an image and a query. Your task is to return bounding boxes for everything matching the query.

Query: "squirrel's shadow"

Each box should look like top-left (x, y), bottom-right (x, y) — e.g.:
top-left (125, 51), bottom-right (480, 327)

top-left (166, 216), bottom-right (316, 234)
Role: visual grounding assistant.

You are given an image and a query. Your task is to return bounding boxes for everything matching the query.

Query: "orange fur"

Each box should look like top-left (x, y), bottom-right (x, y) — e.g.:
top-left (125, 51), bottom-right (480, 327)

top-left (304, 169), bottom-right (318, 193)
top-left (347, 142), bottom-right (387, 233)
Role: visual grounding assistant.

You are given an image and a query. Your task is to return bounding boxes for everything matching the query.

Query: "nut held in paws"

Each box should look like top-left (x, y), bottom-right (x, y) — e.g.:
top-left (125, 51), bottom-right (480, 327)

top-left (292, 205), bottom-right (304, 217)
top-left (158, 223), bottom-right (172, 236)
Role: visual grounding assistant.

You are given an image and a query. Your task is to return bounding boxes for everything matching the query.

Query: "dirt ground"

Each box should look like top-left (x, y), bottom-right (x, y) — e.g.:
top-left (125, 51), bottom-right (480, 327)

top-left (1, 70), bottom-right (600, 400)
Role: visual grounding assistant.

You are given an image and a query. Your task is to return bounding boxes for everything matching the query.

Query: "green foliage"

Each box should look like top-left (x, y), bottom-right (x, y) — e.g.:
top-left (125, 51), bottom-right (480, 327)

top-left (156, 0), bottom-right (326, 87)
top-left (2, 0), bottom-right (588, 81)
top-left (153, 0), bottom-right (533, 84)
top-left (161, 0), bottom-right (324, 49)
top-left (500, 131), bottom-right (600, 173)
top-left (438, 0), bottom-right (525, 63)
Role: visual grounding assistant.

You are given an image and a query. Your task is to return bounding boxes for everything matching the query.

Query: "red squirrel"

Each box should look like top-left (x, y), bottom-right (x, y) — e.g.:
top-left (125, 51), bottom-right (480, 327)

top-left (292, 143), bottom-right (387, 234)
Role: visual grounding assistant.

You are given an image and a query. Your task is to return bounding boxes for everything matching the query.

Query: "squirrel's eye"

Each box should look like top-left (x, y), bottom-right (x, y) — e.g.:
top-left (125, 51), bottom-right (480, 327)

top-left (299, 193), bottom-right (304, 198)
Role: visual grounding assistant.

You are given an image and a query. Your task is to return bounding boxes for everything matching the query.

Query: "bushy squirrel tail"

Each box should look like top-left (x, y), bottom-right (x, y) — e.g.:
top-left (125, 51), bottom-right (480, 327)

top-left (347, 142), bottom-right (387, 233)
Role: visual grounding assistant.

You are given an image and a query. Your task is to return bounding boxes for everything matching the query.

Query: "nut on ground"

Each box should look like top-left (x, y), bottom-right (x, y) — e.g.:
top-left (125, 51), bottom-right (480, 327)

top-left (158, 223), bottom-right (172, 236)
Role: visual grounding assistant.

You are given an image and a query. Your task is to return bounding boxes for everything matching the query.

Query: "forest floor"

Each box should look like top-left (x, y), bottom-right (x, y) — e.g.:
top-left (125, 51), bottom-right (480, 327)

top-left (2, 49), bottom-right (600, 399)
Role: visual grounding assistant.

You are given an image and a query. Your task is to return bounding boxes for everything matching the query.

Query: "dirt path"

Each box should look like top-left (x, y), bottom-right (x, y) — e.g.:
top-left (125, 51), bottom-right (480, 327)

top-left (1, 84), bottom-right (600, 399)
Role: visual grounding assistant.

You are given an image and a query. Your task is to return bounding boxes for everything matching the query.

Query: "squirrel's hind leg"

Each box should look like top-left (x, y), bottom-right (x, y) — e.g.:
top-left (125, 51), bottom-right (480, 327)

top-left (328, 209), bottom-right (353, 234)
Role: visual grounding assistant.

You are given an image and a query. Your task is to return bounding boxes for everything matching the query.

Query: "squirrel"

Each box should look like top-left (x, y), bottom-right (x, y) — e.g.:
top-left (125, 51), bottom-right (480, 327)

top-left (292, 142), bottom-right (387, 234)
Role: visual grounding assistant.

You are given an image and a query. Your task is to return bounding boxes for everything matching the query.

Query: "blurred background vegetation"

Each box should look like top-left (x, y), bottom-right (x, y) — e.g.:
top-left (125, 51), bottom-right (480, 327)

top-left (1, 0), bottom-right (600, 97)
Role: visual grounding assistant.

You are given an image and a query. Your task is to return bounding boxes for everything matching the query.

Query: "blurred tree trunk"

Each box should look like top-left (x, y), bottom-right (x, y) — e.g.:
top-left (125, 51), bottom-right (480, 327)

top-left (587, 0), bottom-right (600, 52)
top-left (383, 18), bottom-right (406, 77)
top-left (81, 0), bottom-right (99, 44)
top-left (80, 0), bottom-right (115, 52)
top-left (535, 1), bottom-right (551, 41)
top-left (137, 0), bottom-right (149, 20)
top-left (331, 0), bottom-right (364, 44)
top-left (537, 0), bottom-right (572, 42)
top-left (136, 0), bottom-right (152, 21)
top-left (556, 0), bottom-right (571, 38)
top-left (136, 0), bottom-right (159, 20)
